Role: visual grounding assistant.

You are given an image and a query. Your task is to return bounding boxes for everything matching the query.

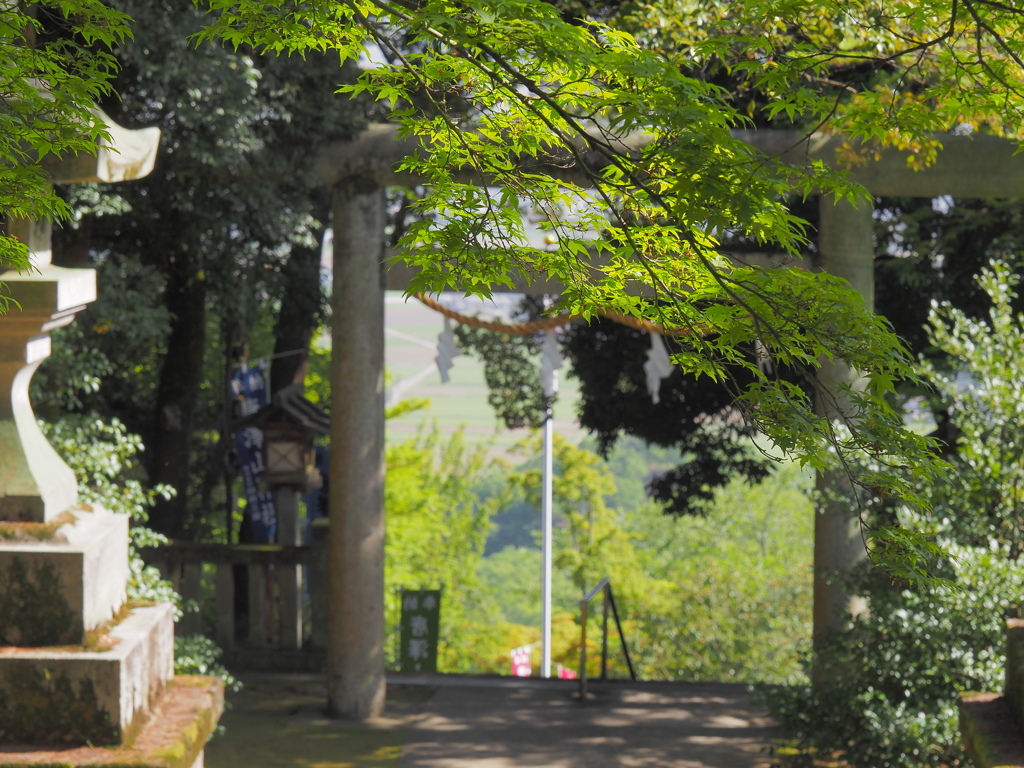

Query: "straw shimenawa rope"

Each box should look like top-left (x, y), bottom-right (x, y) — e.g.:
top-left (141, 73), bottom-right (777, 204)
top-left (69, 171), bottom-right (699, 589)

top-left (413, 292), bottom-right (697, 337)
top-left (414, 292), bottom-right (574, 333)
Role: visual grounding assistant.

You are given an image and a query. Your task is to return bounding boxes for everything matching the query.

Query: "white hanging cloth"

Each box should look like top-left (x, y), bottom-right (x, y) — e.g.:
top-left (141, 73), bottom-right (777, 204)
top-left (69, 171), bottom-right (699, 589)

top-left (754, 338), bottom-right (774, 375)
top-left (643, 332), bottom-right (674, 405)
top-left (435, 316), bottom-right (460, 383)
top-left (540, 329), bottom-right (562, 398)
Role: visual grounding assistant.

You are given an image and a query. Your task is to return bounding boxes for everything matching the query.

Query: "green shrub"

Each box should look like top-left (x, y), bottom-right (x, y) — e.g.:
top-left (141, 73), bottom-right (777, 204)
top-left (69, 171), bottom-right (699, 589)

top-left (762, 261), bottom-right (1024, 766)
top-left (174, 635), bottom-right (241, 691)
top-left (44, 415), bottom-right (238, 696)
top-left (43, 415), bottom-right (180, 610)
top-left (762, 543), bottom-right (1024, 768)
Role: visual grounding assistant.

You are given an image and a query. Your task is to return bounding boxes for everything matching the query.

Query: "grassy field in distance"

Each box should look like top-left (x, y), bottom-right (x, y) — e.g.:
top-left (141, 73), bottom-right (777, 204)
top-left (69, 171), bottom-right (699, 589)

top-left (384, 292), bottom-right (584, 458)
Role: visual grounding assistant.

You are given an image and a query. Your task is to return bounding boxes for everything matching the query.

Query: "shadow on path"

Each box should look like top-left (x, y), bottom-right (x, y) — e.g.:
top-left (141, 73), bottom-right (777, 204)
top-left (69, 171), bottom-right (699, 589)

top-left (396, 676), bottom-right (776, 768)
top-left (205, 674), bottom-right (776, 768)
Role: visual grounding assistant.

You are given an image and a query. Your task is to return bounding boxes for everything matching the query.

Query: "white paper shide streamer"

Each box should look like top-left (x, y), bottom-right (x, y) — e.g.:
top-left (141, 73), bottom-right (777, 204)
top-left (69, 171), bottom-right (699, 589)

top-left (754, 338), bottom-right (774, 375)
top-left (539, 329), bottom-right (562, 398)
top-left (435, 316), bottom-right (460, 383)
top-left (643, 332), bottom-right (674, 404)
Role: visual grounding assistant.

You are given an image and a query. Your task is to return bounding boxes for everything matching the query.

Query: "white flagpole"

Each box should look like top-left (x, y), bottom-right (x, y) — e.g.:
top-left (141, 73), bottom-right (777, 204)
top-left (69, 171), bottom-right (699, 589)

top-left (541, 404), bottom-right (553, 679)
top-left (538, 329), bottom-right (561, 680)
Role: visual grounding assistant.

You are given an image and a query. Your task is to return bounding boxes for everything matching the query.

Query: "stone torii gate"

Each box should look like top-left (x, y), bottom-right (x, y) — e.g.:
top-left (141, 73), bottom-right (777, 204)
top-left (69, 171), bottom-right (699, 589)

top-left (315, 126), bottom-right (1024, 718)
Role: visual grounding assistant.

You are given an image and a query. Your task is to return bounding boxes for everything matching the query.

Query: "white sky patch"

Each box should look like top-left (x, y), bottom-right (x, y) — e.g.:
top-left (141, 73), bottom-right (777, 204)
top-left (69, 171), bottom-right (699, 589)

top-left (357, 43), bottom-right (389, 70)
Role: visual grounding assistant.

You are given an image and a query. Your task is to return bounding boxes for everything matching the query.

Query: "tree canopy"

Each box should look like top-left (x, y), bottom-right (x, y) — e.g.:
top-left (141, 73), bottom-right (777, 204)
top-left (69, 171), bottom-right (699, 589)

top-left (29, 0), bottom-right (367, 538)
top-left (452, 303), bottom-right (772, 517)
top-left (9, 0), bottom-right (1024, 576)
top-left (192, 0), bottom-right (1024, 580)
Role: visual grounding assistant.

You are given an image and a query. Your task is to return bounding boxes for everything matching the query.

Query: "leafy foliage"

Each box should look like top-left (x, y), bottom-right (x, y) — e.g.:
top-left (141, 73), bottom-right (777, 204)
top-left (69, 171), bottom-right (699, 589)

top-left (874, 198), bottom-right (1024, 358)
top-left (194, 0), bottom-right (978, 582)
top-left (34, 253), bottom-right (171, 416)
top-left (919, 261), bottom-right (1024, 556)
top-left (42, 0), bottom-right (369, 539)
top-left (9, 0), bottom-right (358, 542)
top-left (384, 427), bottom-right (509, 671)
top-left (676, 0), bottom-right (1024, 148)
top-left (626, 466), bottom-right (813, 683)
top-left (0, 1), bottom-right (131, 277)
top-left (42, 415), bottom-right (178, 607)
top-left (512, 435), bottom-right (637, 595)
top-left (762, 263), bottom-right (1024, 767)
top-left (763, 546), bottom-right (1024, 768)
top-left (452, 298), bottom-right (771, 515)
top-left (454, 324), bottom-right (550, 429)
top-left (485, 438), bottom-right (814, 681)
top-left (561, 317), bottom-right (771, 515)
top-left (174, 635), bottom-right (240, 692)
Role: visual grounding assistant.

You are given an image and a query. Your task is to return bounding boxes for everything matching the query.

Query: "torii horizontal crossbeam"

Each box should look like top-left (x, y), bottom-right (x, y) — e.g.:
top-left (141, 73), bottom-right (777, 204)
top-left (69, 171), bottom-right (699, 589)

top-left (317, 124), bottom-right (1024, 199)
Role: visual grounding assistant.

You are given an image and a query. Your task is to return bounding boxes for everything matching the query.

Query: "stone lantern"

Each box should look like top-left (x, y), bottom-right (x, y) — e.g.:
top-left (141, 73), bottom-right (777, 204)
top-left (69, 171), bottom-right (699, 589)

top-left (263, 422), bottom-right (314, 488)
top-left (236, 381), bottom-right (328, 493)
top-left (0, 109), bottom-right (223, 765)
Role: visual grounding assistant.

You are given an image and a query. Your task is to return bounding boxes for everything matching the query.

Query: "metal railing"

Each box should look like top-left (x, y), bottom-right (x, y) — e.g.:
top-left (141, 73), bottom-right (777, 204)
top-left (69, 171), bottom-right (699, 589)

top-left (578, 578), bottom-right (636, 698)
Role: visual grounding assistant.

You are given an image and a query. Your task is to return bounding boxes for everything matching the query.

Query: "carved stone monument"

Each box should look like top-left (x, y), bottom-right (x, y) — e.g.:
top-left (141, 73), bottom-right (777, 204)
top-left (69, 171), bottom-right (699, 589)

top-left (0, 110), bottom-right (222, 768)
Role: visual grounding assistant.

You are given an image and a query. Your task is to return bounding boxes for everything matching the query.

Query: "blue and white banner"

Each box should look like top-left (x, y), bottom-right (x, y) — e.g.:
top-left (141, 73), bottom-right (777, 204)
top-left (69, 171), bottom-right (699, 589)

top-left (231, 360), bottom-right (276, 542)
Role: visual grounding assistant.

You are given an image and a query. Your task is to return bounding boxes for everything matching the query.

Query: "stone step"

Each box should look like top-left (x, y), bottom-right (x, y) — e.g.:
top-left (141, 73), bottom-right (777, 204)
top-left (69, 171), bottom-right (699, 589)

top-left (957, 620), bottom-right (1024, 767)
top-left (0, 507), bottom-right (128, 646)
top-left (1007, 619), bottom-right (1024, 733)
top-left (960, 692), bottom-right (1024, 768)
top-left (0, 675), bottom-right (222, 768)
top-left (0, 603), bottom-right (174, 745)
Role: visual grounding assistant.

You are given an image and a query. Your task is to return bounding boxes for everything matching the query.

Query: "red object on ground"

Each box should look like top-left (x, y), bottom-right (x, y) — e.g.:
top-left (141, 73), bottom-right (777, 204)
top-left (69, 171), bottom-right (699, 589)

top-left (557, 664), bottom-right (577, 679)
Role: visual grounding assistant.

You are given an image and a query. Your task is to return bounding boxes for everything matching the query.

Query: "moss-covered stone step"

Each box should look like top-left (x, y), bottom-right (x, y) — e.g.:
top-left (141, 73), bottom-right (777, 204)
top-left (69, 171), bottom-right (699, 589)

top-left (960, 692), bottom-right (1024, 768)
top-left (0, 604), bottom-right (173, 746)
top-left (0, 676), bottom-right (223, 768)
top-left (0, 508), bottom-right (128, 647)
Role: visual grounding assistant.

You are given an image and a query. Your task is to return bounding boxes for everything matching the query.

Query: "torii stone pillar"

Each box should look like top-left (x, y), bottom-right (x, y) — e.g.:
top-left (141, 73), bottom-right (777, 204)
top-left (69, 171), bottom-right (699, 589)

top-left (734, 129), bottom-right (1024, 679)
top-left (813, 196), bottom-right (874, 666)
top-left (327, 180), bottom-right (387, 719)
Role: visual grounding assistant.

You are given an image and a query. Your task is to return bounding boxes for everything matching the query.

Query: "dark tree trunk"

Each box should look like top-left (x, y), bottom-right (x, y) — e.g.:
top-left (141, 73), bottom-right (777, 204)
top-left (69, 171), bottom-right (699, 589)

top-left (269, 227), bottom-right (327, 396)
top-left (145, 256), bottom-right (207, 538)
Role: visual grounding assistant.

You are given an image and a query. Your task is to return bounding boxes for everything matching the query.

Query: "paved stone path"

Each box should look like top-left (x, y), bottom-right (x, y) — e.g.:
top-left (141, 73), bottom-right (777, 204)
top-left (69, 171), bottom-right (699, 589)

top-left (208, 674), bottom-right (778, 768)
top-left (392, 676), bottom-right (777, 768)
